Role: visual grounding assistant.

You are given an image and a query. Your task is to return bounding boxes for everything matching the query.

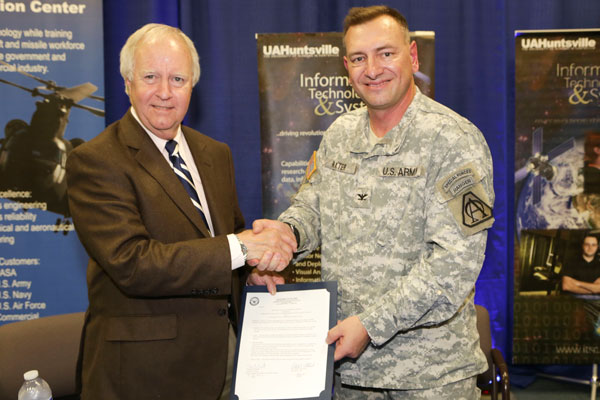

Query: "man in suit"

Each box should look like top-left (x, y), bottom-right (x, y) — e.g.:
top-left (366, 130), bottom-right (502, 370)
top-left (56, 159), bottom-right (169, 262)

top-left (66, 23), bottom-right (295, 400)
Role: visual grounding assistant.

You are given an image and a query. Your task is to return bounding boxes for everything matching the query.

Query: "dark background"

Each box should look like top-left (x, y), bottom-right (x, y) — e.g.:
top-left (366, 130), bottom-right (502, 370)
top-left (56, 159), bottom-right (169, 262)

top-left (101, 0), bottom-right (600, 382)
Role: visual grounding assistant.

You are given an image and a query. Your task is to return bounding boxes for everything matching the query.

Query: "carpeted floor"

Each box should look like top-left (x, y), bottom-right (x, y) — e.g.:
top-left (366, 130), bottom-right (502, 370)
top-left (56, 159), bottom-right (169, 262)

top-left (510, 376), bottom-right (595, 400)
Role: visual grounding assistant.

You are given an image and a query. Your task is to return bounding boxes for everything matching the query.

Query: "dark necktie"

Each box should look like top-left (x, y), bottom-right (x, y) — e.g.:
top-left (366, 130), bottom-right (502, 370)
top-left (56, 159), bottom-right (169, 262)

top-left (165, 139), bottom-right (210, 229)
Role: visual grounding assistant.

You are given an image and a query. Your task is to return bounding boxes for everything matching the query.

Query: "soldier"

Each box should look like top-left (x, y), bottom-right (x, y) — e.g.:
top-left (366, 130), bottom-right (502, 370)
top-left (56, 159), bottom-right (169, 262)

top-left (254, 5), bottom-right (494, 399)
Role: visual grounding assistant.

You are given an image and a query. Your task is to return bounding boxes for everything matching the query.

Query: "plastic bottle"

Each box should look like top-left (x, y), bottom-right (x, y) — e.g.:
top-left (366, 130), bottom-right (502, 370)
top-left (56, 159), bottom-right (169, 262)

top-left (17, 370), bottom-right (53, 400)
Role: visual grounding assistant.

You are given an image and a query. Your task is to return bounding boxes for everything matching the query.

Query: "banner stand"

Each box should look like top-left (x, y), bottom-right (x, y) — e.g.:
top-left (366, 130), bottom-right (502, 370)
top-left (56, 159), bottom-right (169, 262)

top-left (513, 29), bottom-right (600, 387)
top-left (537, 363), bottom-right (598, 400)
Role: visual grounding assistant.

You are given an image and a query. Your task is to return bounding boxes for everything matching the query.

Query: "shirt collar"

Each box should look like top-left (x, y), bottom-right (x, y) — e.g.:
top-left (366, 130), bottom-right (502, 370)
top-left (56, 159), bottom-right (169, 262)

top-left (130, 106), bottom-right (184, 150)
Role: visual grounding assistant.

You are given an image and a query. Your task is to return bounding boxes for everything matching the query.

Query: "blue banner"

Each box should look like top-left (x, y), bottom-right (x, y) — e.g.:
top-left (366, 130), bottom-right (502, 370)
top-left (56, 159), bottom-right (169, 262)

top-left (0, 0), bottom-right (104, 324)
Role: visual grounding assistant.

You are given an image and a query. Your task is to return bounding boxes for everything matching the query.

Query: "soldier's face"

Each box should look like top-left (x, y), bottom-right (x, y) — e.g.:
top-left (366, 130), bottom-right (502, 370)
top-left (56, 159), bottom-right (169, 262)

top-left (343, 15), bottom-right (418, 113)
top-left (127, 36), bottom-right (193, 140)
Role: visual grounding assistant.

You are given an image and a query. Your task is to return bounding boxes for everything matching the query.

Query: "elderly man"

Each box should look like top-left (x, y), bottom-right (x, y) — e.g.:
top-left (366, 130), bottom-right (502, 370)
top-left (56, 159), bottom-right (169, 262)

top-left (66, 24), bottom-right (295, 400)
top-left (255, 5), bottom-right (494, 399)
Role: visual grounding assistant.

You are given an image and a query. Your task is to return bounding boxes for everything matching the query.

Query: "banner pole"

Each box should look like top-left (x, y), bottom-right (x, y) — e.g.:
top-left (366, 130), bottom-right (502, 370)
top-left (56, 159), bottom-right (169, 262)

top-left (591, 363), bottom-right (597, 400)
top-left (536, 364), bottom-right (598, 399)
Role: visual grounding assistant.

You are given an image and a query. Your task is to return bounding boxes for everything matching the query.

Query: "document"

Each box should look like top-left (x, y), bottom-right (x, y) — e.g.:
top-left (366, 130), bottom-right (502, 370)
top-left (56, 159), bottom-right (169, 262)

top-left (230, 281), bottom-right (337, 400)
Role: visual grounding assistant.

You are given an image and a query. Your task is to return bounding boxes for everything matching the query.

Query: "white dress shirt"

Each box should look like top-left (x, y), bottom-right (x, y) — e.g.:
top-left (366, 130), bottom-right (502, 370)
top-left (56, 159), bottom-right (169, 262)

top-left (130, 107), bottom-right (245, 269)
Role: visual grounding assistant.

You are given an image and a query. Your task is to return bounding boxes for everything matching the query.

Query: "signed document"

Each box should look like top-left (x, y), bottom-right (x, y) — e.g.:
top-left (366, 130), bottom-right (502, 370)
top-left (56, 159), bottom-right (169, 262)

top-left (230, 282), bottom-right (337, 400)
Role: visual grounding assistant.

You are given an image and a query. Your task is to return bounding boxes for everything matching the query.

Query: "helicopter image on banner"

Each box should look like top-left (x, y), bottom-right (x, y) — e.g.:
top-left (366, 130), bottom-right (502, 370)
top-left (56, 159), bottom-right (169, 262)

top-left (0, 60), bottom-right (105, 227)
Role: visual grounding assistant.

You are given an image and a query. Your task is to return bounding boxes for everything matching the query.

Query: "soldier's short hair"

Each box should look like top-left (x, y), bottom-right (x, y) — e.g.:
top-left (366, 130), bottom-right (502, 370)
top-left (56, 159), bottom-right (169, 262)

top-left (343, 5), bottom-right (410, 44)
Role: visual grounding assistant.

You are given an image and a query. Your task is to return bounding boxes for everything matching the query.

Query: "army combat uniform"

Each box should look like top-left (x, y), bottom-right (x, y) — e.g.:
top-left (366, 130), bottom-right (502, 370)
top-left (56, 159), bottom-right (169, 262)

top-left (280, 89), bottom-right (494, 392)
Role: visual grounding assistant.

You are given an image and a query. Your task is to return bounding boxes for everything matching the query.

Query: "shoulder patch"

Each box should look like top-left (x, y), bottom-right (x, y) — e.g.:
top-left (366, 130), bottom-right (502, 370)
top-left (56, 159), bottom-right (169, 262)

top-left (437, 163), bottom-right (494, 235)
top-left (306, 151), bottom-right (317, 180)
top-left (445, 185), bottom-right (494, 236)
top-left (462, 191), bottom-right (494, 229)
top-left (436, 162), bottom-right (479, 201)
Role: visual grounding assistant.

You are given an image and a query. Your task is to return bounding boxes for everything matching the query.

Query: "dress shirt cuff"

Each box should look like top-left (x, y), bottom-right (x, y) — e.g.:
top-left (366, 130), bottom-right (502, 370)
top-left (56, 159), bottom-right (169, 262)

top-left (228, 234), bottom-right (245, 270)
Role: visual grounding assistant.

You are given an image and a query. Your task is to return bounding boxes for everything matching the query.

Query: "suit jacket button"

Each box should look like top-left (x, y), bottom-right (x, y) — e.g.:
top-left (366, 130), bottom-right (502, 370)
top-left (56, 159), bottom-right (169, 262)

top-left (218, 308), bottom-right (227, 316)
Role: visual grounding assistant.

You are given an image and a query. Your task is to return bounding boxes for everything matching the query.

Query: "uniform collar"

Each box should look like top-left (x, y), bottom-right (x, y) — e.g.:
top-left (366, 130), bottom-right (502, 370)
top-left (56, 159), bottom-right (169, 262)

top-left (349, 88), bottom-right (422, 156)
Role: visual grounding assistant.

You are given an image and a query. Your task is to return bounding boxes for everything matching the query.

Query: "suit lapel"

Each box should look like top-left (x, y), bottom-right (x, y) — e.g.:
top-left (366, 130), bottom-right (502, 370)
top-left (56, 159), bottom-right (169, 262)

top-left (184, 127), bottom-right (227, 236)
top-left (119, 111), bottom-right (212, 237)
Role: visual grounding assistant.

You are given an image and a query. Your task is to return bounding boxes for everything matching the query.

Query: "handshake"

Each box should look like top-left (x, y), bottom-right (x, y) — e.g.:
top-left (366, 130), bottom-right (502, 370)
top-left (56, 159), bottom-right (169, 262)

top-left (237, 219), bottom-right (298, 294)
top-left (237, 219), bottom-right (297, 272)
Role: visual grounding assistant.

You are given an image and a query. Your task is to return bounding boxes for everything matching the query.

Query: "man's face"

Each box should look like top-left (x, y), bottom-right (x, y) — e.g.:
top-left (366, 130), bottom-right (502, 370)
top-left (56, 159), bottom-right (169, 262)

top-left (582, 236), bottom-right (599, 259)
top-left (126, 36), bottom-right (193, 140)
top-left (343, 15), bottom-right (418, 113)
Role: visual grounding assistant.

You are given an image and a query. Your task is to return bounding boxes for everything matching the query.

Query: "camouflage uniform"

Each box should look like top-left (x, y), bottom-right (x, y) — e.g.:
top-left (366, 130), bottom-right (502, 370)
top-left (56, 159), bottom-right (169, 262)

top-left (334, 375), bottom-right (479, 399)
top-left (279, 89), bottom-right (493, 390)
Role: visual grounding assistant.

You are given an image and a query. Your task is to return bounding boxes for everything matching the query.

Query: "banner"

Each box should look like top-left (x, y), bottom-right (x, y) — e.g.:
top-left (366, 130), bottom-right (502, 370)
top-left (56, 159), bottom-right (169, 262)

top-left (0, 0), bottom-right (105, 324)
top-left (513, 29), bottom-right (600, 363)
top-left (257, 32), bottom-right (434, 283)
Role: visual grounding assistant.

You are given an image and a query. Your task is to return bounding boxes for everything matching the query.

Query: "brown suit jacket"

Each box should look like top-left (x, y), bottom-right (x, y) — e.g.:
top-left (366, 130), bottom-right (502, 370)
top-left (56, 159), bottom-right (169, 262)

top-left (66, 110), bottom-right (246, 399)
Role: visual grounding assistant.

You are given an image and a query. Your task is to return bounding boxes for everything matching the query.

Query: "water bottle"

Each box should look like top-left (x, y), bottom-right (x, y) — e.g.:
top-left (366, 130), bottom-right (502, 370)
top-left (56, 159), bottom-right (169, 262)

top-left (17, 370), bottom-right (53, 400)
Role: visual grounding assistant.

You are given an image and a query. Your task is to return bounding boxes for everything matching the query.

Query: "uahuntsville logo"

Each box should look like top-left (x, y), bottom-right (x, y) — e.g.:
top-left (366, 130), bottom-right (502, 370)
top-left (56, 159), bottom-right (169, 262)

top-left (521, 36), bottom-right (597, 51)
top-left (262, 44), bottom-right (339, 58)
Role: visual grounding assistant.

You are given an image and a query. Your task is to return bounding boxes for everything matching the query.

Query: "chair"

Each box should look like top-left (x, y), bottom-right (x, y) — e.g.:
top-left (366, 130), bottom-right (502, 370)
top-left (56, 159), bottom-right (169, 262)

top-left (476, 304), bottom-right (510, 400)
top-left (0, 312), bottom-right (85, 400)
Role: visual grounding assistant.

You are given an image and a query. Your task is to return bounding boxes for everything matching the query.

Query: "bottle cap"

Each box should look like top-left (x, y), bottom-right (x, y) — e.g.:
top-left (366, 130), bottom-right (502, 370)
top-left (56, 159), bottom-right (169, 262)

top-left (23, 370), bottom-right (39, 381)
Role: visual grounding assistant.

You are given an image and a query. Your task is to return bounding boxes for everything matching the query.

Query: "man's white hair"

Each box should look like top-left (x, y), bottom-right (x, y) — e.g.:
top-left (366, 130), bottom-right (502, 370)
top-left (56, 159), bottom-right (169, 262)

top-left (119, 23), bottom-right (200, 94)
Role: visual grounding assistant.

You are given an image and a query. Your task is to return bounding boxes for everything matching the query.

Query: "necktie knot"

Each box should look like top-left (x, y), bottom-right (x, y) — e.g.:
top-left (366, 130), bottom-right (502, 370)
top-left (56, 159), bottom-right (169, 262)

top-left (165, 139), bottom-right (178, 157)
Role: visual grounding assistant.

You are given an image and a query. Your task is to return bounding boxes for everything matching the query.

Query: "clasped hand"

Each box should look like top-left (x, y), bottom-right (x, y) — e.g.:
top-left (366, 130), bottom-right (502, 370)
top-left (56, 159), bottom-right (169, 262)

top-left (236, 219), bottom-right (297, 272)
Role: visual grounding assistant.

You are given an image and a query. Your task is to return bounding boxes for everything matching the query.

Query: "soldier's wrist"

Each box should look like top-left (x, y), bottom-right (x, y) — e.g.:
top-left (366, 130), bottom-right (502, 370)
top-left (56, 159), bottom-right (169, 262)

top-left (284, 222), bottom-right (300, 248)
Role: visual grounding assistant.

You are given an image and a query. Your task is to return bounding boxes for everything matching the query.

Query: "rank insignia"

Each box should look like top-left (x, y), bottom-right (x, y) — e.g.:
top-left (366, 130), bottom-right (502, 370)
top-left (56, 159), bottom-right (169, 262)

top-left (351, 187), bottom-right (371, 208)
